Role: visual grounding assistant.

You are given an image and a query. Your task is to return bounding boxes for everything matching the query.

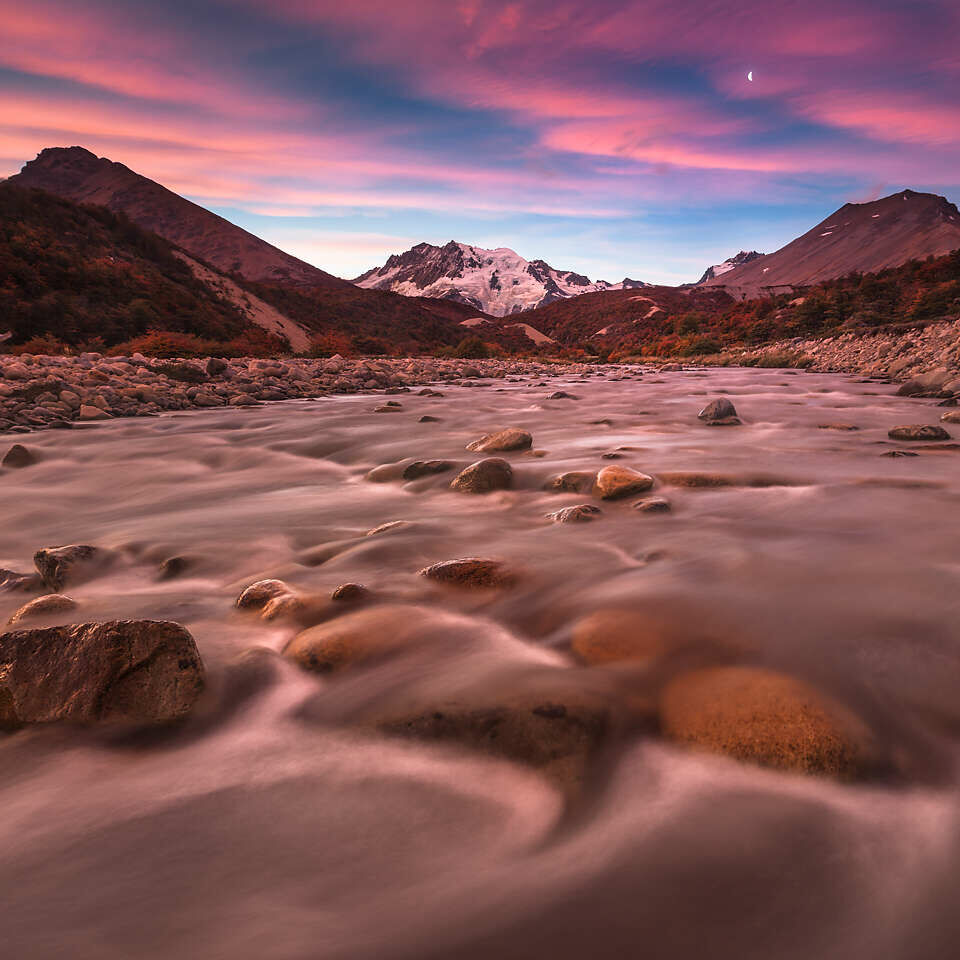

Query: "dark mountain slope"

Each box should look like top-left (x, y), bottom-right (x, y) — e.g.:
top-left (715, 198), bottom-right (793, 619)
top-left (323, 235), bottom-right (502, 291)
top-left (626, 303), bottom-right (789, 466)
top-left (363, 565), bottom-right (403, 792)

top-left (10, 147), bottom-right (349, 289)
top-left (706, 190), bottom-right (960, 298)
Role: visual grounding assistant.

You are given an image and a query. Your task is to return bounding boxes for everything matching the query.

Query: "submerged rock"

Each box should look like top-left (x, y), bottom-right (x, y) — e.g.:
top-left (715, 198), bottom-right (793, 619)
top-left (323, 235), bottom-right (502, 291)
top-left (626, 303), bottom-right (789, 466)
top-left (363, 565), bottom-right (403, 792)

top-left (419, 558), bottom-right (516, 589)
top-left (0, 568), bottom-right (43, 593)
top-left (331, 582), bottom-right (369, 602)
top-left (546, 504), bottom-right (602, 524)
top-left (34, 545), bottom-right (109, 592)
top-left (0, 619), bottom-right (205, 725)
top-left (402, 460), bottom-right (455, 481)
top-left (2, 443), bottom-right (36, 468)
top-left (545, 471), bottom-right (597, 494)
top-left (8, 594), bottom-right (76, 625)
top-left (659, 667), bottom-right (871, 778)
top-left (285, 604), bottom-right (441, 673)
top-left (633, 496), bottom-right (672, 513)
top-left (449, 458), bottom-right (513, 494)
top-left (887, 425), bottom-right (951, 441)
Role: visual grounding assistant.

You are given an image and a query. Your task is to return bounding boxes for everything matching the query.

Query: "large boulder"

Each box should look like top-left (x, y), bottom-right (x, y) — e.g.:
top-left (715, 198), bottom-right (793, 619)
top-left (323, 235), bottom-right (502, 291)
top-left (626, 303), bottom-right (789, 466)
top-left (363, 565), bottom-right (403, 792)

top-left (0, 620), bottom-right (205, 726)
top-left (659, 666), bottom-right (869, 778)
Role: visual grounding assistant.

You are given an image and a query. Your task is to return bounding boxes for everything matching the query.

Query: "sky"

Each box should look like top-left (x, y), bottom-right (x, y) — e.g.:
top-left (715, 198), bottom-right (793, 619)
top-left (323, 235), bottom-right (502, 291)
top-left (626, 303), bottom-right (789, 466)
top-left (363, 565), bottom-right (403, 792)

top-left (2, 0), bottom-right (959, 285)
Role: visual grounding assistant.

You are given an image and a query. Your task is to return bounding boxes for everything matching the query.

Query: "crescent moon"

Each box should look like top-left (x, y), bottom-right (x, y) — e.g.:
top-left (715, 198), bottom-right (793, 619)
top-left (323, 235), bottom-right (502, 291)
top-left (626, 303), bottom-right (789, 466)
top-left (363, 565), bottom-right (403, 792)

top-left (747, 70), bottom-right (753, 82)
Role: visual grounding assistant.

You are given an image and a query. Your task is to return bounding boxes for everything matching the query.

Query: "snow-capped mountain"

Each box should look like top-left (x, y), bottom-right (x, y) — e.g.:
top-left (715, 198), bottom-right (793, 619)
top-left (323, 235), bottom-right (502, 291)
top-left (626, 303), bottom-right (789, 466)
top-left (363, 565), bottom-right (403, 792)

top-left (696, 250), bottom-right (765, 284)
top-left (354, 241), bottom-right (650, 316)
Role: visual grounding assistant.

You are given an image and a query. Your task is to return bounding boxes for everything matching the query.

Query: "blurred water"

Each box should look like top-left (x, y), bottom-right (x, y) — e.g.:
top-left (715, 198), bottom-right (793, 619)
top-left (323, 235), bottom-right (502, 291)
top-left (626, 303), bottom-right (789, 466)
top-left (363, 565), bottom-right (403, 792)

top-left (2, 366), bottom-right (960, 959)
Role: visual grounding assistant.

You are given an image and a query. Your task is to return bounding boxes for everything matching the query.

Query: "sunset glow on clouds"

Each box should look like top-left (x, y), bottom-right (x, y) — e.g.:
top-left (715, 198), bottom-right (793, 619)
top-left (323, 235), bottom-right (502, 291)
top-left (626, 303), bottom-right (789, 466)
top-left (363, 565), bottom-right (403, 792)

top-left (2, 0), bottom-right (958, 283)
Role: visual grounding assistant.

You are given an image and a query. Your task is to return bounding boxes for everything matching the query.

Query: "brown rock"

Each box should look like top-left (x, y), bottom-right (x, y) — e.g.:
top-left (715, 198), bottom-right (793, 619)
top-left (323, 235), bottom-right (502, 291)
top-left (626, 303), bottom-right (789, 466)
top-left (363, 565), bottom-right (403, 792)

top-left (659, 666), bottom-right (869, 778)
top-left (285, 604), bottom-right (441, 673)
top-left (940, 410), bottom-right (960, 424)
top-left (888, 425), bottom-right (951, 441)
top-left (77, 404), bottom-right (112, 421)
top-left (2, 443), bottom-right (36, 468)
top-left (449, 458), bottom-right (513, 493)
top-left (0, 568), bottom-right (44, 593)
top-left (366, 520), bottom-right (414, 537)
top-left (236, 579), bottom-right (296, 609)
top-left (402, 460), bottom-right (455, 480)
top-left (593, 465), bottom-right (654, 500)
top-left (377, 692), bottom-right (608, 786)
top-left (8, 594), bottom-right (77, 625)
top-left (545, 471), bottom-right (597, 494)
top-left (571, 608), bottom-right (687, 666)
top-left (0, 620), bottom-right (205, 725)
top-left (818, 423), bottom-right (860, 431)
top-left (546, 504), bottom-right (603, 524)
top-left (633, 496), bottom-right (671, 513)
top-left (34, 545), bottom-right (109, 591)
top-left (698, 398), bottom-right (738, 422)
top-left (331, 582), bottom-right (369, 602)
top-left (419, 558), bottom-right (516, 588)
top-left (466, 428), bottom-right (532, 453)
top-left (158, 556), bottom-right (191, 580)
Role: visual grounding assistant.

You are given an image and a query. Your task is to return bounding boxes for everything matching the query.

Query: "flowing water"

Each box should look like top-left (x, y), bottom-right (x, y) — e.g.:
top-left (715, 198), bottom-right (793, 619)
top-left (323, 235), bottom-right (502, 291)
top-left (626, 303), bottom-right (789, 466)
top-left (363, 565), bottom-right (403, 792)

top-left (3, 366), bottom-right (960, 959)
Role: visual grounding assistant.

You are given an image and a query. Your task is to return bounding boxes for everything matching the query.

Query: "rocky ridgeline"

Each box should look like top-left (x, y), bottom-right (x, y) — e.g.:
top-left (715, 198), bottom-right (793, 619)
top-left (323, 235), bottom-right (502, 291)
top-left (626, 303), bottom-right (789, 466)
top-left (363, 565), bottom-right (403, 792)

top-left (0, 353), bottom-right (601, 434)
top-left (730, 317), bottom-right (960, 393)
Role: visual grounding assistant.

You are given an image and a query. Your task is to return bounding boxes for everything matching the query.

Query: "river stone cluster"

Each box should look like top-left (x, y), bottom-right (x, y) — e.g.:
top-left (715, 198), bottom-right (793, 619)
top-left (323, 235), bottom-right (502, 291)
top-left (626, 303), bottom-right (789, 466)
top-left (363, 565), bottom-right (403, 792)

top-left (0, 353), bottom-right (611, 434)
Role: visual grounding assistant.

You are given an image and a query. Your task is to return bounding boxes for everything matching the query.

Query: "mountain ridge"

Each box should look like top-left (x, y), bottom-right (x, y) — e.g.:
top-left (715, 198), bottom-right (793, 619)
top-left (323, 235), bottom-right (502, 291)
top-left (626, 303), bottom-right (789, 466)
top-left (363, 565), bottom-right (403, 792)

top-left (705, 189), bottom-right (960, 298)
top-left (9, 146), bottom-right (349, 289)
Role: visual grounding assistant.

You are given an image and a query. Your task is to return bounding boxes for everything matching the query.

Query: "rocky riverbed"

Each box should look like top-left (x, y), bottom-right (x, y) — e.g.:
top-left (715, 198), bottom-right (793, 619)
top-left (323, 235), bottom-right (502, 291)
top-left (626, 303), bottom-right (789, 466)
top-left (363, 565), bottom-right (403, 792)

top-left (0, 352), bottom-right (603, 433)
top-left (731, 316), bottom-right (960, 388)
top-left (3, 365), bottom-right (960, 959)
